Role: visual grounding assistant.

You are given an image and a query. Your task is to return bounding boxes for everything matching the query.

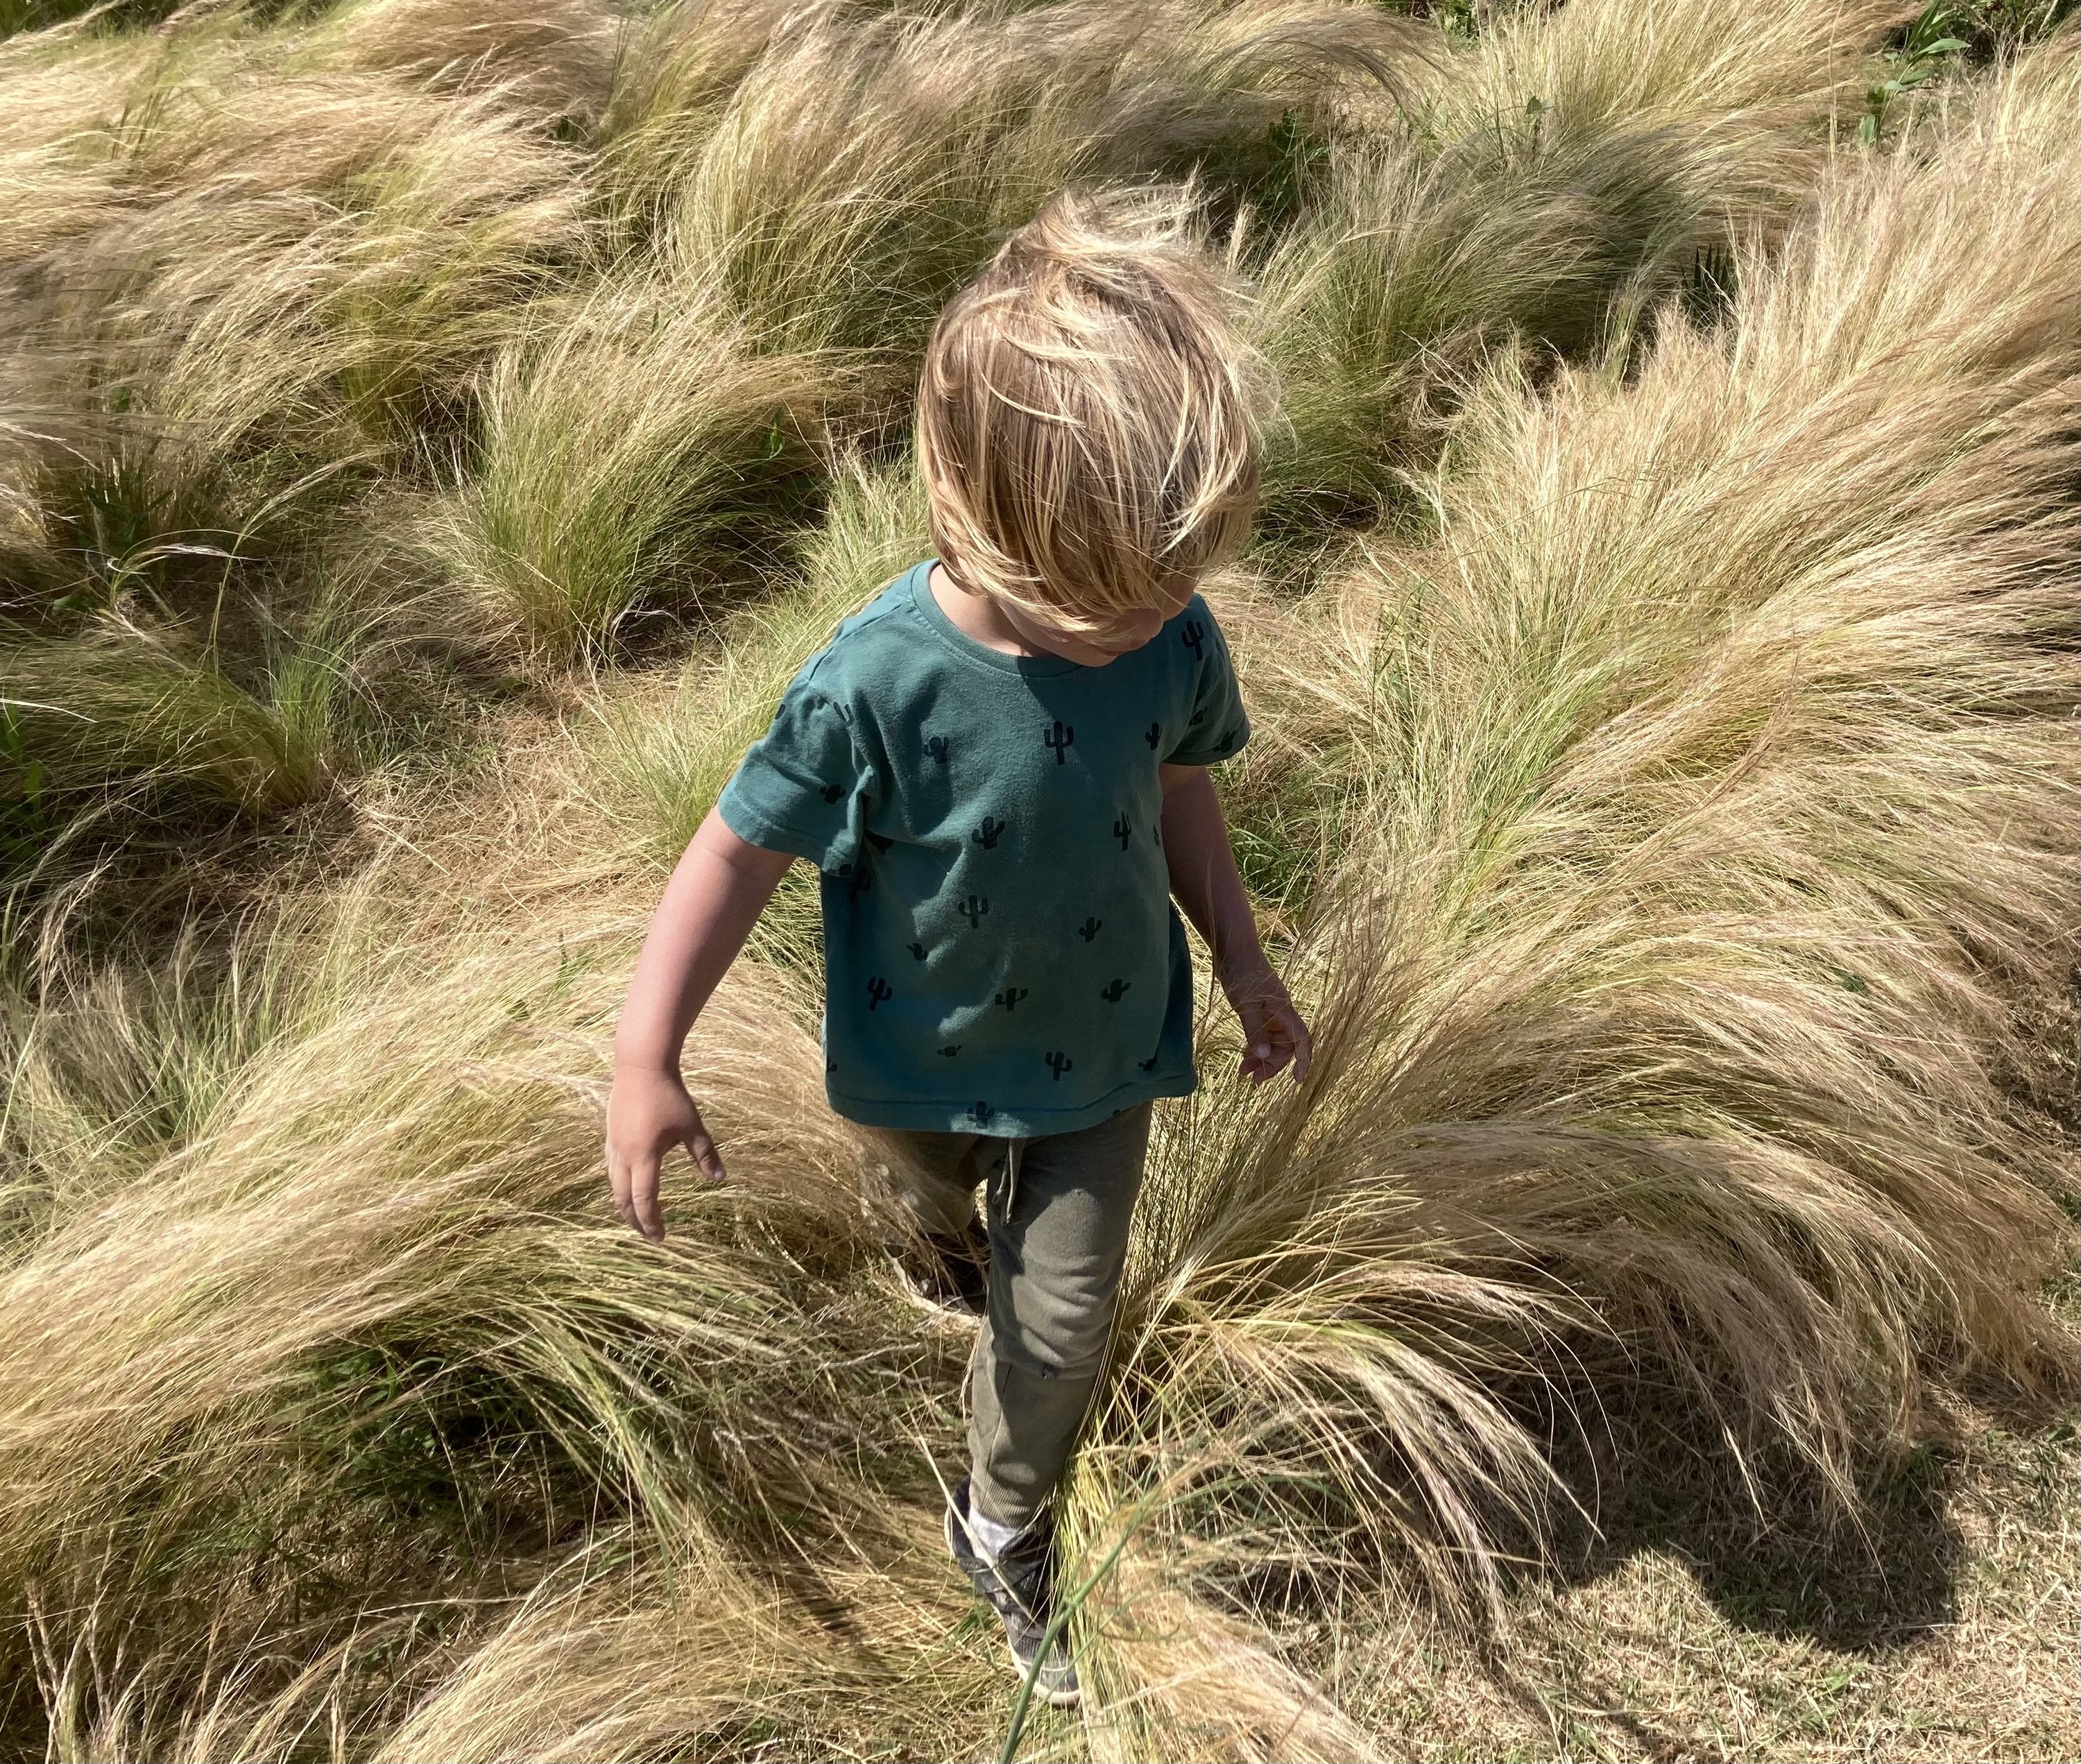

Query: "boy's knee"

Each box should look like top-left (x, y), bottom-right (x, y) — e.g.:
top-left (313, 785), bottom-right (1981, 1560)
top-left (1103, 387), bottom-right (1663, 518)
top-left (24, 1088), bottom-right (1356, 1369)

top-left (989, 1281), bottom-right (1123, 1381)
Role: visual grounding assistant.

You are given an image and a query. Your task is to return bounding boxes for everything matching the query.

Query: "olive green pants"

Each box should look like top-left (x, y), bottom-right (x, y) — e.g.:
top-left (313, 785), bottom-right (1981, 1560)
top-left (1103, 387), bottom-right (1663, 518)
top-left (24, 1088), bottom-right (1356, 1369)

top-left (874, 1102), bottom-right (1152, 1536)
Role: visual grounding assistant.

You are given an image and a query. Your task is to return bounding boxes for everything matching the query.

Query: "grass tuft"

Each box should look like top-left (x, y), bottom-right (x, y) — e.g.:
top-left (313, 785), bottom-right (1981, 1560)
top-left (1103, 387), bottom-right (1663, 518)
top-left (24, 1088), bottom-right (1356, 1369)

top-left (0, 5), bottom-right (2071, 1760)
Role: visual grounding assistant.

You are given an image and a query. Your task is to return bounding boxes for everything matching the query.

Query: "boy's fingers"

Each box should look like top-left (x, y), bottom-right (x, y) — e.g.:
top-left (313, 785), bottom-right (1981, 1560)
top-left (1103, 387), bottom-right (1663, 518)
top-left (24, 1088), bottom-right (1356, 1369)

top-left (1243, 1007), bottom-right (1314, 1086)
top-left (688, 1125), bottom-right (727, 1185)
top-left (610, 1148), bottom-right (650, 1233)
top-left (1287, 1009), bottom-right (1314, 1082)
top-left (1229, 988), bottom-right (1308, 1086)
top-left (1240, 1034), bottom-right (1287, 1084)
top-left (629, 1152), bottom-right (666, 1241)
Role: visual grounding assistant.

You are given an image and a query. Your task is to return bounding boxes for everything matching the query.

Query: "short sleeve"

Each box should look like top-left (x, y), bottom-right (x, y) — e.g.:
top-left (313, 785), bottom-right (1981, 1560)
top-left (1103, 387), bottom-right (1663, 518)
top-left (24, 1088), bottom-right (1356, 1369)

top-left (716, 680), bottom-right (866, 871)
top-left (1162, 603), bottom-right (1251, 766)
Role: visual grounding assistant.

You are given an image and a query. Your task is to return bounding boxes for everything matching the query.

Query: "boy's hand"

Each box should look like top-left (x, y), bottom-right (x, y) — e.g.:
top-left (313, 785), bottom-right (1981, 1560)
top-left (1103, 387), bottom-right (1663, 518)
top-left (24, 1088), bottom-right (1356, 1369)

top-left (606, 1062), bottom-right (726, 1241)
top-left (1221, 961), bottom-right (1313, 1085)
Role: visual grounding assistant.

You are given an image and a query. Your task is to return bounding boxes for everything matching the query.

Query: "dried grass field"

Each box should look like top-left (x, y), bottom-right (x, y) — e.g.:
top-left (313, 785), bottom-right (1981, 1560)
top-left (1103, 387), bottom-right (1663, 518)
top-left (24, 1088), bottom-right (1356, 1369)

top-left (1, 0), bottom-right (2075, 1758)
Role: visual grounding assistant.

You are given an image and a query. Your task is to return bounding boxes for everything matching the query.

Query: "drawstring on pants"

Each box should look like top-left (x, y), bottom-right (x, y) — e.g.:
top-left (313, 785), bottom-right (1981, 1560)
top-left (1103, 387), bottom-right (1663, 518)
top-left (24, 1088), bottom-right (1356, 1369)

top-left (986, 1134), bottom-right (1028, 1232)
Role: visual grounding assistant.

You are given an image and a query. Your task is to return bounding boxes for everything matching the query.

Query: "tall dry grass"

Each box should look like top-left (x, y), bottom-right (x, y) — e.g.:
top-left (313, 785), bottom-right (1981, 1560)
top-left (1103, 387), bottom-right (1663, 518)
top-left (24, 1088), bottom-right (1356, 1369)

top-left (0, 1), bottom-right (2073, 1759)
top-left (643, 0), bottom-right (1418, 353)
top-left (1050, 40), bottom-right (2078, 1747)
top-left (1, 3), bottom-right (612, 880)
top-left (413, 274), bottom-right (857, 661)
top-left (1252, 0), bottom-right (1909, 522)
top-left (1, 4), bottom-right (603, 506)
top-left (590, 446), bottom-right (931, 861)
top-left (429, 0), bottom-right (1426, 662)
top-left (0, 860), bottom-right (974, 1756)
top-left (0, 0), bottom-right (1428, 844)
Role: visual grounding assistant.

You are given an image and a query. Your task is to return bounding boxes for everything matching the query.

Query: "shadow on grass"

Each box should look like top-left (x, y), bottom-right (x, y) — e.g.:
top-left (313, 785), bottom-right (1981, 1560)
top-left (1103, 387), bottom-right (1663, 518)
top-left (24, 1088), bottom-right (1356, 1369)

top-left (1407, 1364), bottom-right (2075, 1762)
top-left (1146, 1371), bottom-right (2027, 1655)
top-left (1542, 1385), bottom-right (1964, 1652)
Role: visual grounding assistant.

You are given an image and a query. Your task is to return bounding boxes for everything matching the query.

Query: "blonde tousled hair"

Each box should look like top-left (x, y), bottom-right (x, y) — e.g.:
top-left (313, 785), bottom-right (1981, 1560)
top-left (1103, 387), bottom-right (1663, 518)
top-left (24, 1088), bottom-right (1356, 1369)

top-left (916, 184), bottom-right (1274, 632)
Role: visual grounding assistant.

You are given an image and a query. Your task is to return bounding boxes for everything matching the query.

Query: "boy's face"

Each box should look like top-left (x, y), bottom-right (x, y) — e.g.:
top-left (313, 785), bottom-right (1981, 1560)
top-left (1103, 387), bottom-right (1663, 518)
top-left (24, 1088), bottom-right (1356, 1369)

top-left (1003, 583), bottom-right (1193, 667)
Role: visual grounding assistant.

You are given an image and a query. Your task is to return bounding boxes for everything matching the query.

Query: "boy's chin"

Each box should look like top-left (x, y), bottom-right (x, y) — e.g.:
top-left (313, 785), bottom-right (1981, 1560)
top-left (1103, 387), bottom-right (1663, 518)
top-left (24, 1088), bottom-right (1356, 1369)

top-left (1005, 612), bottom-right (1150, 667)
top-left (1068, 643), bottom-right (1131, 666)
top-left (1047, 633), bottom-right (1145, 666)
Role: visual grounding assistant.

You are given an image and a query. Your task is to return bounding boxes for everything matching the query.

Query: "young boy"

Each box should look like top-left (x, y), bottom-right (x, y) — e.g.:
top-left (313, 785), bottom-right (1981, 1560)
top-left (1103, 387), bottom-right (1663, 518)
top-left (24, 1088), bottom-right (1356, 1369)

top-left (603, 188), bottom-right (1310, 1709)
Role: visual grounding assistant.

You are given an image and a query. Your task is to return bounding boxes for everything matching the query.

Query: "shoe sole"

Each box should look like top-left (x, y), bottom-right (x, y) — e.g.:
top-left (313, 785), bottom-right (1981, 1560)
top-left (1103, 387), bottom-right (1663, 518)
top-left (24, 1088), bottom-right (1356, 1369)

top-left (896, 1281), bottom-right (985, 1323)
top-left (1004, 1639), bottom-right (1081, 1709)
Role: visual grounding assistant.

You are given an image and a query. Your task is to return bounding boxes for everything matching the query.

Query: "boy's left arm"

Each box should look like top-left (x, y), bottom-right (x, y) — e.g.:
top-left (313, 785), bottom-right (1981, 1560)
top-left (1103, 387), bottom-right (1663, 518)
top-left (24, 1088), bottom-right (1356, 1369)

top-left (1159, 763), bottom-right (1312, 1084)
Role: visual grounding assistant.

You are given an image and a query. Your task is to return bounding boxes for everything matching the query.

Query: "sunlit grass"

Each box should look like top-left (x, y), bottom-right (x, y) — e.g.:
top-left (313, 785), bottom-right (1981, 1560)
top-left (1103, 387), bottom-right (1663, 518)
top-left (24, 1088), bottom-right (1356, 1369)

top-left (0, 1), bottom-right (2072, 1759)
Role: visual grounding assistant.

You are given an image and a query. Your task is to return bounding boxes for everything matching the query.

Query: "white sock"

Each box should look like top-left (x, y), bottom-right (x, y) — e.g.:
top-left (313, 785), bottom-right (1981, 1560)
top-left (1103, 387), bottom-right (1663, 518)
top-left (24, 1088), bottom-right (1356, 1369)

top-left (969, 1505), bottom-right (1021, 1564)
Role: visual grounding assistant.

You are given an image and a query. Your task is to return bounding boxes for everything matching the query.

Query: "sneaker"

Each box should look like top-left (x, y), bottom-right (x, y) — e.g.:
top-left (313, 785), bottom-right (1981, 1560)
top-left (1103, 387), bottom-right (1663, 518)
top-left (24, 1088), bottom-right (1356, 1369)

top-left (944, 1476), bottom-right (1079, 1709)
top-left (896, 1219), bottom-right (991, 1317)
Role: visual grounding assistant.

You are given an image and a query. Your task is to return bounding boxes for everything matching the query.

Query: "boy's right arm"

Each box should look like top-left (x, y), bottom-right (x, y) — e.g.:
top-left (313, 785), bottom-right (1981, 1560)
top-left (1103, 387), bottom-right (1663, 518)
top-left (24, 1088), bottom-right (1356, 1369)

top-left (606, 803), bottom-right (796, 1240)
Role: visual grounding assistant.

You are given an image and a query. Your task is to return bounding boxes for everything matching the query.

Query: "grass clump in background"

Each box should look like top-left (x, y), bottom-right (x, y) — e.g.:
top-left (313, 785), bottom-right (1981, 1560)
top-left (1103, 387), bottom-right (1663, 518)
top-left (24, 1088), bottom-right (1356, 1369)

top-left (0, 1), bottom-right (2074, 1760)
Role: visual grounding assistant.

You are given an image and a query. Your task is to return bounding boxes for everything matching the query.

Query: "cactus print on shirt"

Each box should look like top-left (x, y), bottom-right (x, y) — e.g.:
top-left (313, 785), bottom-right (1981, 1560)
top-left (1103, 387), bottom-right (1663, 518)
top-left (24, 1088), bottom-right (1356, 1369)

top-left (715, 558), bottom-right (1251, 1135)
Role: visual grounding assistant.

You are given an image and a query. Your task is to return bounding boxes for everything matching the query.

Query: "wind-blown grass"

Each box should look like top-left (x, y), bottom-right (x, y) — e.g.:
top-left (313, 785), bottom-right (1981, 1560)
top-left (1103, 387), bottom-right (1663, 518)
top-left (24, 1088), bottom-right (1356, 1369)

top-left (0, 616), bottom-right (340, 816)
top-left (591, 447), bottom-right (930, 858)
top-left (0, 2), bottom-right (2073, 1760)
top-left (447, 0), bottom-right (1425, 661)
top-left (1053, 32), bottom-right (2078, 1742)
top-left (643, 0), bottom-right (1420, 356)
top-left (0, 866), bottom-right (971, 1754)
top-left (1, 5), bottom-right (603, 427)
top-left (415, 273), bottom-right (857, 662)
top-left (1251, 0), bottom-right (1908, 524)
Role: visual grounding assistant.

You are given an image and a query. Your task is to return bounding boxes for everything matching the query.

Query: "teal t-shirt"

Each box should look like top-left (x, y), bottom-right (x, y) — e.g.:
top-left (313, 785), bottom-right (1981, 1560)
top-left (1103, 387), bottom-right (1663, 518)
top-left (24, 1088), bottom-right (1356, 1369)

top-left (716, 558), bottom-right (1251, 1136)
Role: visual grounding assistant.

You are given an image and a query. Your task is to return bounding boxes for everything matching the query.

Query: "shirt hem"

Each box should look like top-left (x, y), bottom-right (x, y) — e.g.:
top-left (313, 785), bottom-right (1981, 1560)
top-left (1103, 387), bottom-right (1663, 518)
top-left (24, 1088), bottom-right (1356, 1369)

top-left (828, 1069), bottom-right (1197, 1136)
top-left (1163, 730), bottom-right (1251, 767)
top-left (714, 790), bottom-right (833, 866)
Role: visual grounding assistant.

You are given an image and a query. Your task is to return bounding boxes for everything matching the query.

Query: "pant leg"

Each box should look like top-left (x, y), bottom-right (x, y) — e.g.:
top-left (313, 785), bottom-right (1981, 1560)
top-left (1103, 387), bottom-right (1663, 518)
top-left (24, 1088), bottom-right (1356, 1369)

top-left (859, 1124), bottom-right (987, 1238)
top-left (968, 1102), bottom-right (1153, 1534)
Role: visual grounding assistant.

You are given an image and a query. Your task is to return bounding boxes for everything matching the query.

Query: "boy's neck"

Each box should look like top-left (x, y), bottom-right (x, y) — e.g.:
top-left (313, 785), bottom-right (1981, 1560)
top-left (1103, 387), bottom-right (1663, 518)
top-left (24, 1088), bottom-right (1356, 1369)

top-left (927, 562), bottom-right (1042, 656)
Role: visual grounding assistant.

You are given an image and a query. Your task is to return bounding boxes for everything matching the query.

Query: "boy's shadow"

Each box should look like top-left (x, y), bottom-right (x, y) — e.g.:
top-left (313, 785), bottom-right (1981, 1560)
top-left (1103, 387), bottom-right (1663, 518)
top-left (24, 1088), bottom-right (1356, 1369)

top-left (1523, 1376), bottom-right (1964, 1652)
top-left (1447, 1369), bottom-right (2062, 1758)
